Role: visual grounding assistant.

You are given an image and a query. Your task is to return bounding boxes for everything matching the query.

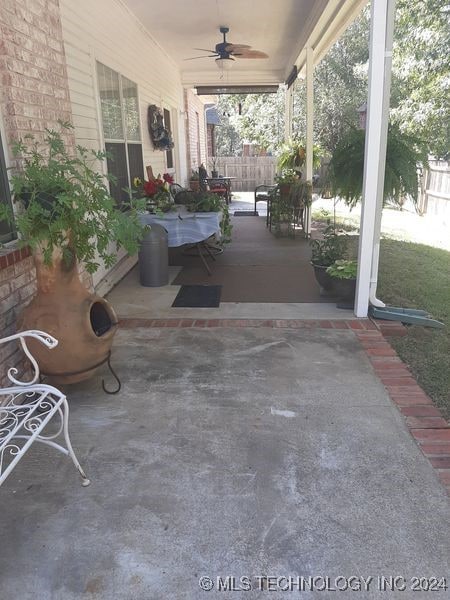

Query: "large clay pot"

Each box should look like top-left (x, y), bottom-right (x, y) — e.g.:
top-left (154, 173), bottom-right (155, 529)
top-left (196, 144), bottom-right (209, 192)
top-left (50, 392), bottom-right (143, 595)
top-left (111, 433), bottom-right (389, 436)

top-left (18, 246), bottom-right (118, 384)
top-left (311, 263), bottom-right (337, 297)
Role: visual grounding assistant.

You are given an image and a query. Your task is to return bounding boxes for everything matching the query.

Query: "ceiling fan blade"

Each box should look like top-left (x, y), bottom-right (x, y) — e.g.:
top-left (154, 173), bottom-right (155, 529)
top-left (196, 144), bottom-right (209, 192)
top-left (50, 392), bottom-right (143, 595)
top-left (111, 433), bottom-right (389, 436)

top-left (225, 43), bottom-right (251, 51)
top-left (184, 55), bottom-right (218, 60)
top-left (194, 48), bottom-right (217, 53)
top-left (233, 50), bottom-right (269, 59)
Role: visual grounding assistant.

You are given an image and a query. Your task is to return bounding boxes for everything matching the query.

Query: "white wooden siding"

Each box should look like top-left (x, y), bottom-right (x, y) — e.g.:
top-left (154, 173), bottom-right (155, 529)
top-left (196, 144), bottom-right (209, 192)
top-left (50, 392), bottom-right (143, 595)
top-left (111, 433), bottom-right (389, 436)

top-left (60, 0), bottom-right (188, 287)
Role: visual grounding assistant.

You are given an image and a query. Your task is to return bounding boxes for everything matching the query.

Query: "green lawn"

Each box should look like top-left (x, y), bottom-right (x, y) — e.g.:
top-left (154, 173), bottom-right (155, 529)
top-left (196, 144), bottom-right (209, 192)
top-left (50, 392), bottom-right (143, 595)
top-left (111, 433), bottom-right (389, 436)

top-left (377, 238), bottom-right (450, 420)
top-left (312, 212), bottom-right (450, 419)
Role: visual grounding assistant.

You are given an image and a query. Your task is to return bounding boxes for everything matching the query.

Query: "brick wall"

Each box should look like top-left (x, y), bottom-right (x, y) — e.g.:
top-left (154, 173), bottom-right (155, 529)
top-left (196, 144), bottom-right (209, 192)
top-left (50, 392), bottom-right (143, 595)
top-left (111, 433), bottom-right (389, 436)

top-left (0, 0), bottom-right (92, 385)
top-left (184, 89), bottom-right (208, 175)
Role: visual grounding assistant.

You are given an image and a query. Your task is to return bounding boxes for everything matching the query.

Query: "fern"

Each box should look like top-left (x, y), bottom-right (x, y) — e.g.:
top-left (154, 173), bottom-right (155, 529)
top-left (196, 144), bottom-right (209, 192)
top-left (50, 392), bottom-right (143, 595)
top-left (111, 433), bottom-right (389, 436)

top-left (327, 124), bottom-right (428, 208)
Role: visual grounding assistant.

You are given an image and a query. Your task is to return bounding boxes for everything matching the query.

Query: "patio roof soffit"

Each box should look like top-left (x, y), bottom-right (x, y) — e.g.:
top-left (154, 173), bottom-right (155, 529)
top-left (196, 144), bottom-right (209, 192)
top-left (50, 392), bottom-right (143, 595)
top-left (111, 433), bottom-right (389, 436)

top-left (122, 0), bottom-right (367, 88)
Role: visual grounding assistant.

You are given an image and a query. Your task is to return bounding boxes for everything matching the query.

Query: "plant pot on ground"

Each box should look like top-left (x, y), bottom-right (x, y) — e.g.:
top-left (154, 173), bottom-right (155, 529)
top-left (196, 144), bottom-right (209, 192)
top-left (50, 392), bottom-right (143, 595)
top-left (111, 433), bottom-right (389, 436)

top-left (309, 223), bottom-right (348, 296)
top-left (326, 260), bottom-right (358, 308)
top-left (0, 122), bottom-right (146, 384)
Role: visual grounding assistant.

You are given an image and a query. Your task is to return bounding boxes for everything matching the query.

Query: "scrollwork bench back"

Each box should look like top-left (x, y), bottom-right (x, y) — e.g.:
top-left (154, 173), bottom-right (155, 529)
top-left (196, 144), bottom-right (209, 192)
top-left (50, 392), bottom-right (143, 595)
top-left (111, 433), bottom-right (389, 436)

top-left (0, 330), bottom-right (90, 487)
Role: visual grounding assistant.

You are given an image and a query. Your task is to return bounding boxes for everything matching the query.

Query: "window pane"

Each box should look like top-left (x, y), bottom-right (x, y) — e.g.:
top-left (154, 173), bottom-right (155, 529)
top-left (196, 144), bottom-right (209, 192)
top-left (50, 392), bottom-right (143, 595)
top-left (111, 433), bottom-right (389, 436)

top-left (127, 144), bottom-right (144, 183)
top-left (97, 62), bottom-right (124, 140)
top-left (122, 76), bottom-right (141, 141)
top-left (105, 142), bottom-right (129, 207)
top-left (0, 133), bottom-right (14, 243)
top-left (163, 108), bottom-right (174, 169)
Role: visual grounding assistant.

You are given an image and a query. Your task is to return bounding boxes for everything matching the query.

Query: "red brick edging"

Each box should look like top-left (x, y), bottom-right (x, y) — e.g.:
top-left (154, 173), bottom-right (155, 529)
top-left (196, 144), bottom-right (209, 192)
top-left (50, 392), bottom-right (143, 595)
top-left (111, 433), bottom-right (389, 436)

top-left (355, 329), bottom-right (450, 498)
top-left (119, 317), bottom-right (379, 330)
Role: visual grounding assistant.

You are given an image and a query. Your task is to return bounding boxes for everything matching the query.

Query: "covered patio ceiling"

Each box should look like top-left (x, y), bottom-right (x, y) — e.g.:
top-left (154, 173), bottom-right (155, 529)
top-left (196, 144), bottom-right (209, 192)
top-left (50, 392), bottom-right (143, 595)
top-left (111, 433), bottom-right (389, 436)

top-left (124, 0), bottom-right (367, 87)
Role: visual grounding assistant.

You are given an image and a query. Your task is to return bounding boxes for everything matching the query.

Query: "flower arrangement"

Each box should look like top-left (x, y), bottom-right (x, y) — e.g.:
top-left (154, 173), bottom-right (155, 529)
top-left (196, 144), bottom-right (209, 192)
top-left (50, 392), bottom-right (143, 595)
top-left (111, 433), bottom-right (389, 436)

top-left (133, 172), bottom-right (174, 213)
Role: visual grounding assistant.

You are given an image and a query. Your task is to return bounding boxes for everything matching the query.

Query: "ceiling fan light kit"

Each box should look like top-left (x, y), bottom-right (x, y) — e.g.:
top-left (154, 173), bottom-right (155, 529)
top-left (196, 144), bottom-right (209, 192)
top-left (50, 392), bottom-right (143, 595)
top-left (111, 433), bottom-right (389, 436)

top-left (215, 57), bottom-right (234, 70)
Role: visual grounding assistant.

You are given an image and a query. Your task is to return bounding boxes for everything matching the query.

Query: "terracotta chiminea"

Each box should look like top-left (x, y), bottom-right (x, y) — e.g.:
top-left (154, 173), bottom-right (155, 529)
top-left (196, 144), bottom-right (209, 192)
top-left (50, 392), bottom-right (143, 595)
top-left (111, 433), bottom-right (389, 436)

top-left (18, 247), bottom-right (118, 384)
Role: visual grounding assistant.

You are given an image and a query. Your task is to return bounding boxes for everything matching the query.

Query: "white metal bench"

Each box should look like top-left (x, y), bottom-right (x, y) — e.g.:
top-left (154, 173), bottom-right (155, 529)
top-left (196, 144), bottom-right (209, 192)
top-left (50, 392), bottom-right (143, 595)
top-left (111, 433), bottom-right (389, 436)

top-left (0, 330), bottom-right (90, 487)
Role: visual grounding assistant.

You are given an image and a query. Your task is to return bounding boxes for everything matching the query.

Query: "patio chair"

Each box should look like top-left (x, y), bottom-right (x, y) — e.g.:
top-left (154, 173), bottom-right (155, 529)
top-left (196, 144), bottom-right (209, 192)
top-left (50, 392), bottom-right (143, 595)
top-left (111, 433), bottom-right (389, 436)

top-left (170, 183), bottom-right (196, 205)
top-left (199, 164), bottom-right (228, 202)
top-left (255, 184), bottom-right (277, 224)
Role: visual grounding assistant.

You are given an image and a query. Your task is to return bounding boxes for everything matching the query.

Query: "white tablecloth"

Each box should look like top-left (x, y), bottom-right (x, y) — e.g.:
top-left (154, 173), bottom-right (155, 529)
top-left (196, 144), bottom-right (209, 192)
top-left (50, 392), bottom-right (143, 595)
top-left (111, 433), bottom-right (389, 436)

top-left (139, 207), bottom-right (221, 247)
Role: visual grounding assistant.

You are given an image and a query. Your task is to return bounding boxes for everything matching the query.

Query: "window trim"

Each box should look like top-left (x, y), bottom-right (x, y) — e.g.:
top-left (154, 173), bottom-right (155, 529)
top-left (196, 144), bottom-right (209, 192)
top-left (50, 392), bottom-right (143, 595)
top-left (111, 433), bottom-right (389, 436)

top-left (95, 61), bottom-right (144, 203)
top-left (0, 130), bottom-right (15, 244)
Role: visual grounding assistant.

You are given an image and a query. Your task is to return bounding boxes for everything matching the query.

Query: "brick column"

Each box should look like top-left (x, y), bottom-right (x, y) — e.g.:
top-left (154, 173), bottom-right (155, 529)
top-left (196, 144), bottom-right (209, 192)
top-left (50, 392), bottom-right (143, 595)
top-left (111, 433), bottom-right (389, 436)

top-left (0, 0), bottom-right (92, 386)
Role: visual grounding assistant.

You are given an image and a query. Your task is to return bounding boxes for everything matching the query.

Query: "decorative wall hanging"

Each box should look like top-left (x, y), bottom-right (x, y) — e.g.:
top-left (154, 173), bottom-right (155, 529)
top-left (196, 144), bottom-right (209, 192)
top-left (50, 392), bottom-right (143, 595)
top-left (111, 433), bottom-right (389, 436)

top-left (148, 105), bottom-right (174, 151)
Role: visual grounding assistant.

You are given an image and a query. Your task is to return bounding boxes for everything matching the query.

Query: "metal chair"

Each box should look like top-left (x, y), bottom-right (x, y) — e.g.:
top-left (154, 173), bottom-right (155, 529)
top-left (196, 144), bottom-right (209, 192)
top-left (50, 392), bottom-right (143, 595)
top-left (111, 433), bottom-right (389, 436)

top-left (254, 184), bottom-right (277, 223)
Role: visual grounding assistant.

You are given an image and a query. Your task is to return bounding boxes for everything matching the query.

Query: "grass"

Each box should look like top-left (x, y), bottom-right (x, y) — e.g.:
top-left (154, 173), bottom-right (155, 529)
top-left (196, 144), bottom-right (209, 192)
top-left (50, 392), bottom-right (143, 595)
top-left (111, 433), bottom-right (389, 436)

top-left (377, 239), bottom-right (450, 420)
top-left (312, 211), bottom-right (450, 419)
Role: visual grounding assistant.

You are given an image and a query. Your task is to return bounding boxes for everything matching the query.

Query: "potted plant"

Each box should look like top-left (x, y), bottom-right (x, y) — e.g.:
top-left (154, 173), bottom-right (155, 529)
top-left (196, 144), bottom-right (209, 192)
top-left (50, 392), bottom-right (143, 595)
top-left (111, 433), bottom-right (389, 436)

top-left (0, 122), bottom-right (146, 383)
top-left (189, 169), bottom-right (200, 192)
top-left (309, 223), bottom-right (348, 295)
top-left (277, 139), bottom-right (322, 176)
top-left (326, 259), bottom-right (358, 304)
top-left (209, 157), bottom-right (219, 178)
top-left (185, 191), bottom-right (232, 243)
top-left (133, 173), bottom-right (174, 213)
top-left (274, 168), bottom-right (299, 198)
top-left (326, 124), bottom-right (428, 208)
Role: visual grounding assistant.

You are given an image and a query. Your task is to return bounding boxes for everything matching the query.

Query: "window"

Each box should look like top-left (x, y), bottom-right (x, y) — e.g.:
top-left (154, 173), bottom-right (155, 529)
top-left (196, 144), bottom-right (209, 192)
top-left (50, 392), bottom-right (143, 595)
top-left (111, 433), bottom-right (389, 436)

top-left (0, 132), bottom-right (14, 243)
top-left (163, 108), bottom-right (174, 170)
top-left (97, 62), bottom-right (144, 206)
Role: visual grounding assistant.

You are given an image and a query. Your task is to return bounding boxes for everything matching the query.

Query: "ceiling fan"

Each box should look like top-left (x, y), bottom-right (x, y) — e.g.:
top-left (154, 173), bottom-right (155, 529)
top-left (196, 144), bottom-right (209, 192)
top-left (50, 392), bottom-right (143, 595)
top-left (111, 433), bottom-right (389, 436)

top-left (185, 26), bottom-right (268, 69)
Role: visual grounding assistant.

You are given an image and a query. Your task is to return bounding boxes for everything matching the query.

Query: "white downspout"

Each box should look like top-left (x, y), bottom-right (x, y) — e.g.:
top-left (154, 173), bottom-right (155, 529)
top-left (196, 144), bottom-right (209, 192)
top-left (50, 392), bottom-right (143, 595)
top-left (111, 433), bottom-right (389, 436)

top-left (354, 0), bottom-right (396, 317)
top-left (368, 0), bottom-right (396, 307)
top-left (305, 46), bottom-right (314, 238)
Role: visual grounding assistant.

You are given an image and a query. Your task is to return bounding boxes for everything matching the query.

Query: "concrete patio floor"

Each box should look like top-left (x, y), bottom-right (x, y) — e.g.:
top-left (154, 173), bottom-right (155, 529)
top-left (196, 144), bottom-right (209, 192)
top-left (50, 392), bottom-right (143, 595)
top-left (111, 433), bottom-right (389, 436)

top-left (107, 191), bottom-right (356, 321)
top-left (1, 325), bottom-right (449, 599)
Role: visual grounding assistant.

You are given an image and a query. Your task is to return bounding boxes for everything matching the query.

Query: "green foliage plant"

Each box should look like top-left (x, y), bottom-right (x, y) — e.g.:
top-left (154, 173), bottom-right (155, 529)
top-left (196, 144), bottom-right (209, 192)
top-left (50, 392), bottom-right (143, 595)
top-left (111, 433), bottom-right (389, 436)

top-left (326, 259), bottom-right (358, 280)
top-left (309, 223), bottom-right (348, 267)
top-left (185, 191), bottom-right (232, 243)
top-left (0, 122), bottom-right (146, 273)
top-left (277, 139), bottom-right (322, 172)
top-left (327, 124), bottom-right (429, 208)
top-left (274, 169), bottom-right (299, 185)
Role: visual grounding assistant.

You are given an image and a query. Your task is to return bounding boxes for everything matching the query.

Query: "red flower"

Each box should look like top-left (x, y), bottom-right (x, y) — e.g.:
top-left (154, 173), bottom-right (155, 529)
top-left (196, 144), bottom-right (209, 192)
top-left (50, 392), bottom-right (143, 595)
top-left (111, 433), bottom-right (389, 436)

top-left (163, 173), bottom-right (174, 184)
top-left (143, 179), bottom-right (158, 197)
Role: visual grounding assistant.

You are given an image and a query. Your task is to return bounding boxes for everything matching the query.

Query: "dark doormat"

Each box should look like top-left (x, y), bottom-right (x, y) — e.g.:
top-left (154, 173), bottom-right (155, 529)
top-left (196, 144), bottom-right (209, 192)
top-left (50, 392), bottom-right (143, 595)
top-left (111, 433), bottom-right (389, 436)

top-left (233, 211), bottom-right (259, 216)
top-left (172, 285), bottom-right (222, 307)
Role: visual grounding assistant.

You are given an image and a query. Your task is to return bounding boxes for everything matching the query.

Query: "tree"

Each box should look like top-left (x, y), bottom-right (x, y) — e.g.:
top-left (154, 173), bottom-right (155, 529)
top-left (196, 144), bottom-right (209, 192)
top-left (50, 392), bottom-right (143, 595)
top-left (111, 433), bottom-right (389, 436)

top-left (212, 1), bottom-right (449, 159)
top-left (391, 0), bottom-right (450, 158)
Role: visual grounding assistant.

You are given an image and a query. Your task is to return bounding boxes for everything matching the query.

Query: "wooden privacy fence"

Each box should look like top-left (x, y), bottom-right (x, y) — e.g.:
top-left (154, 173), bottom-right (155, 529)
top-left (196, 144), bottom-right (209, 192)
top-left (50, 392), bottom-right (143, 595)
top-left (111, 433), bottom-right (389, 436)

top-left (212, 156), bottom-right (277, 191)
top-left (418, 160), bottom-right (450, 220)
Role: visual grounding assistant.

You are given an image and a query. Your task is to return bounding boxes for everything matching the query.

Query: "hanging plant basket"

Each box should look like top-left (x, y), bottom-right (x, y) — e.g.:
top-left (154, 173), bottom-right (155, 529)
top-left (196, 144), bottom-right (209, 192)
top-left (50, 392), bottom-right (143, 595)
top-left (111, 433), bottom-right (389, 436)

top-left (148, 105), bottom-right (174, 152)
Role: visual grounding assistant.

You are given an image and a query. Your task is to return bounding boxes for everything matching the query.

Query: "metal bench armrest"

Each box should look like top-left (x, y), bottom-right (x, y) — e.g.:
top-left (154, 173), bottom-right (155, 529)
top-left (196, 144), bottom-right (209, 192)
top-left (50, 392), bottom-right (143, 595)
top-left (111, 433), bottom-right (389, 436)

top-left (0, 330), bottom-right (58, 386)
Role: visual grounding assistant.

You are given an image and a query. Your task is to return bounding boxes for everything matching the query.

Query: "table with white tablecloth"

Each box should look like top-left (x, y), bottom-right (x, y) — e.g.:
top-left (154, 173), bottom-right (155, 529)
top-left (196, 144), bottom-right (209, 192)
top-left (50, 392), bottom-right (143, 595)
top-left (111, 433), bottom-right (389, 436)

top-left (139, 207), bottom-right (222, 274)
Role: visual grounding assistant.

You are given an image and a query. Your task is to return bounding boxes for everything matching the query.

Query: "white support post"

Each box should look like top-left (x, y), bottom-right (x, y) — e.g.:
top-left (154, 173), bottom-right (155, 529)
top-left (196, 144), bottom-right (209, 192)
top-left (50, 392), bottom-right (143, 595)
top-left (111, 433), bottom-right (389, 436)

top-left (305, 46), bottom-right (314, 237)
top-left (354, 0), bottom-right (396, 317)
top-left (284, 84), bottom-right (294, 142)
